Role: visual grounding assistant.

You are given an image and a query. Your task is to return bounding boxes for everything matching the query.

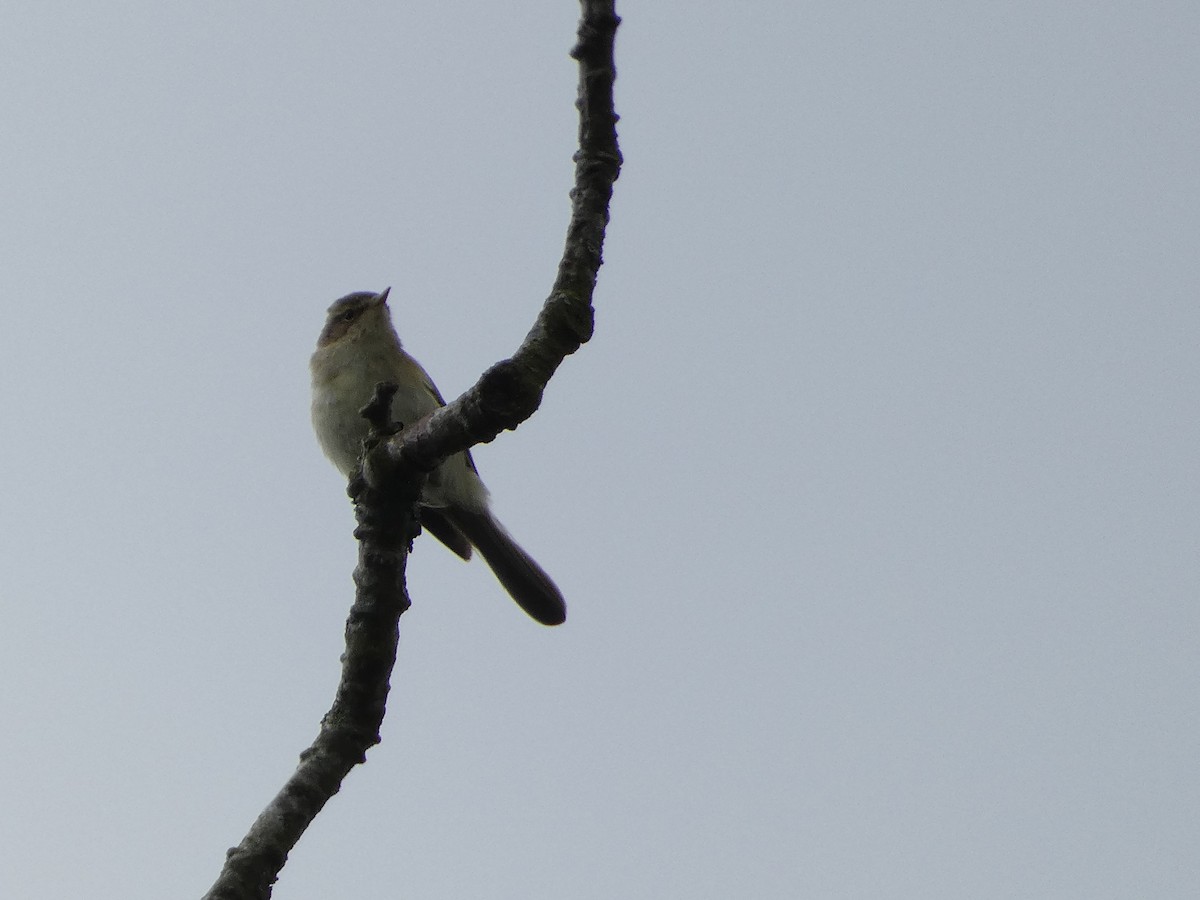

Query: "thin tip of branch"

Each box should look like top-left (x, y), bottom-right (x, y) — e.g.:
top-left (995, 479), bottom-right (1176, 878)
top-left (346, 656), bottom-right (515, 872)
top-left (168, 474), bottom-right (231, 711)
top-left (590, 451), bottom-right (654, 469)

top-left (360, 382), bottom-right (400, 435)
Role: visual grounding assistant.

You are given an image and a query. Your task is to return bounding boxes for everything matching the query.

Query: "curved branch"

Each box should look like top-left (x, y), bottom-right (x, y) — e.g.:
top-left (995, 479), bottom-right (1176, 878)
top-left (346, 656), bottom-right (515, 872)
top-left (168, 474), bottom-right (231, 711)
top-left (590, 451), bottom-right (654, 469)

top-left (202, 3), bottom-right (620, 898)
top-left (383, 0), bottom-right (622, 473)
top-left (203, 383), bottom-right (422, 900)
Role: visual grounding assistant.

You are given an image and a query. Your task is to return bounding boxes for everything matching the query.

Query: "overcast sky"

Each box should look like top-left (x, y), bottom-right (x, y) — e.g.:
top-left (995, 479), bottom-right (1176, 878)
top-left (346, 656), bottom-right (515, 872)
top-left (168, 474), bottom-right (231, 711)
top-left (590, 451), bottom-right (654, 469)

top-left (1, 2), bottom-right (1197, 898)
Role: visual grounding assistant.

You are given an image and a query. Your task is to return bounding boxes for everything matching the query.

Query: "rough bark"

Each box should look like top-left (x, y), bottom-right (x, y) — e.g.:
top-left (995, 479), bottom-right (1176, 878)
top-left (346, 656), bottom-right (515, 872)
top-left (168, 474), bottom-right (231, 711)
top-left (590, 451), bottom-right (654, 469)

top-left (201, 3), bottom-right (620, 898)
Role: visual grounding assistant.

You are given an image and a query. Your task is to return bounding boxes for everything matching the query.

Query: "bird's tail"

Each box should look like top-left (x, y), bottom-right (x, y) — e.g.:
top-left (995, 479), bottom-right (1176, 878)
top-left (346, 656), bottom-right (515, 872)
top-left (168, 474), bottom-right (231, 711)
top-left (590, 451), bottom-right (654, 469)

top-left (446, 507), bottom-right (567, 626)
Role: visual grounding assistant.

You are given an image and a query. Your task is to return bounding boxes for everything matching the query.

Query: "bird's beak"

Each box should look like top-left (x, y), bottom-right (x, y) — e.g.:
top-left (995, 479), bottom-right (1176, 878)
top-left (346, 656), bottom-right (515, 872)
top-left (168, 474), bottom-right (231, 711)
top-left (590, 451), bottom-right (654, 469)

top-left (377, 286), bottom-right (391, 306)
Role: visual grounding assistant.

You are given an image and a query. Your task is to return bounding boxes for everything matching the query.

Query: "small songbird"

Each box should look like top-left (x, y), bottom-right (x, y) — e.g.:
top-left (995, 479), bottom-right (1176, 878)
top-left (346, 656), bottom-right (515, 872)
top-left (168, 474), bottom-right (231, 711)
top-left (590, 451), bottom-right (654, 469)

top-left (310, 288), bottom-right (566, 626)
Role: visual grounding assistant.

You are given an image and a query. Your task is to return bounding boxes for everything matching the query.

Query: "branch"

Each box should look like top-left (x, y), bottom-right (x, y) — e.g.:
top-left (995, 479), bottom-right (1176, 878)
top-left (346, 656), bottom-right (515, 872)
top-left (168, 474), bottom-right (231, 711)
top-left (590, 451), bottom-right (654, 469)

top-left (202, 3), bottom-right (620, 898)
top-left (203, 384), bottom-right (421, 900)
top-left (381, 0), bottom-right (622, 473)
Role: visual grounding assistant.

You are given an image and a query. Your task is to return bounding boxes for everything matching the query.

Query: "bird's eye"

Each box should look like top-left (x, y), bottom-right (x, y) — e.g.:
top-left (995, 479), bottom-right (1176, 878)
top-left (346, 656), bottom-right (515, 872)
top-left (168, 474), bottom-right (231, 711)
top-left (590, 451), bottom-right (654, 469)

top-left (340, 309), bottom-right (359, 322)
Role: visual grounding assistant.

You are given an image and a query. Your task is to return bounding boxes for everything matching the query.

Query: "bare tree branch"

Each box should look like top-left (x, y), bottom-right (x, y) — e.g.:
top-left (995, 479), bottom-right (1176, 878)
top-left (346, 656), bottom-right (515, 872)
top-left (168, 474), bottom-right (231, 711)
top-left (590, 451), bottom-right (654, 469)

top-left (383, 0), bottom-right (623, 473)
top-left (201, 3), bottom-right (620, 898)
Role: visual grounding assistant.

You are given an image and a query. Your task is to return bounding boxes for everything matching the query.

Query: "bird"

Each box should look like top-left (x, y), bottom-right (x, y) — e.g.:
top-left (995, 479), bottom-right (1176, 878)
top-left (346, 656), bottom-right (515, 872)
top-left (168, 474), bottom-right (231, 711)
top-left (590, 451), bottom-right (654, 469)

top-left (310, 288), bottom-right (566, 626)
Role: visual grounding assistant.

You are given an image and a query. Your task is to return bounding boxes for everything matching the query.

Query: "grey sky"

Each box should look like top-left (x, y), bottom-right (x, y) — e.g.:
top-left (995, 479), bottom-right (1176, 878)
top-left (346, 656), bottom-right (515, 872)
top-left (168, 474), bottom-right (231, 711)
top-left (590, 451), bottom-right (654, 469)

top-left (1, 3), bottom-right (1197, 898)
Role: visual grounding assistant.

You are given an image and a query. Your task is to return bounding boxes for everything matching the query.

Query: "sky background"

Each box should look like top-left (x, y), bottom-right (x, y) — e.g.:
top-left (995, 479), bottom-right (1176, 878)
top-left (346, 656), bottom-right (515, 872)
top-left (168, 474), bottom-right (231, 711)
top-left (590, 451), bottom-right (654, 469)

top-left (1, 2), bottom-right (1197, 898)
